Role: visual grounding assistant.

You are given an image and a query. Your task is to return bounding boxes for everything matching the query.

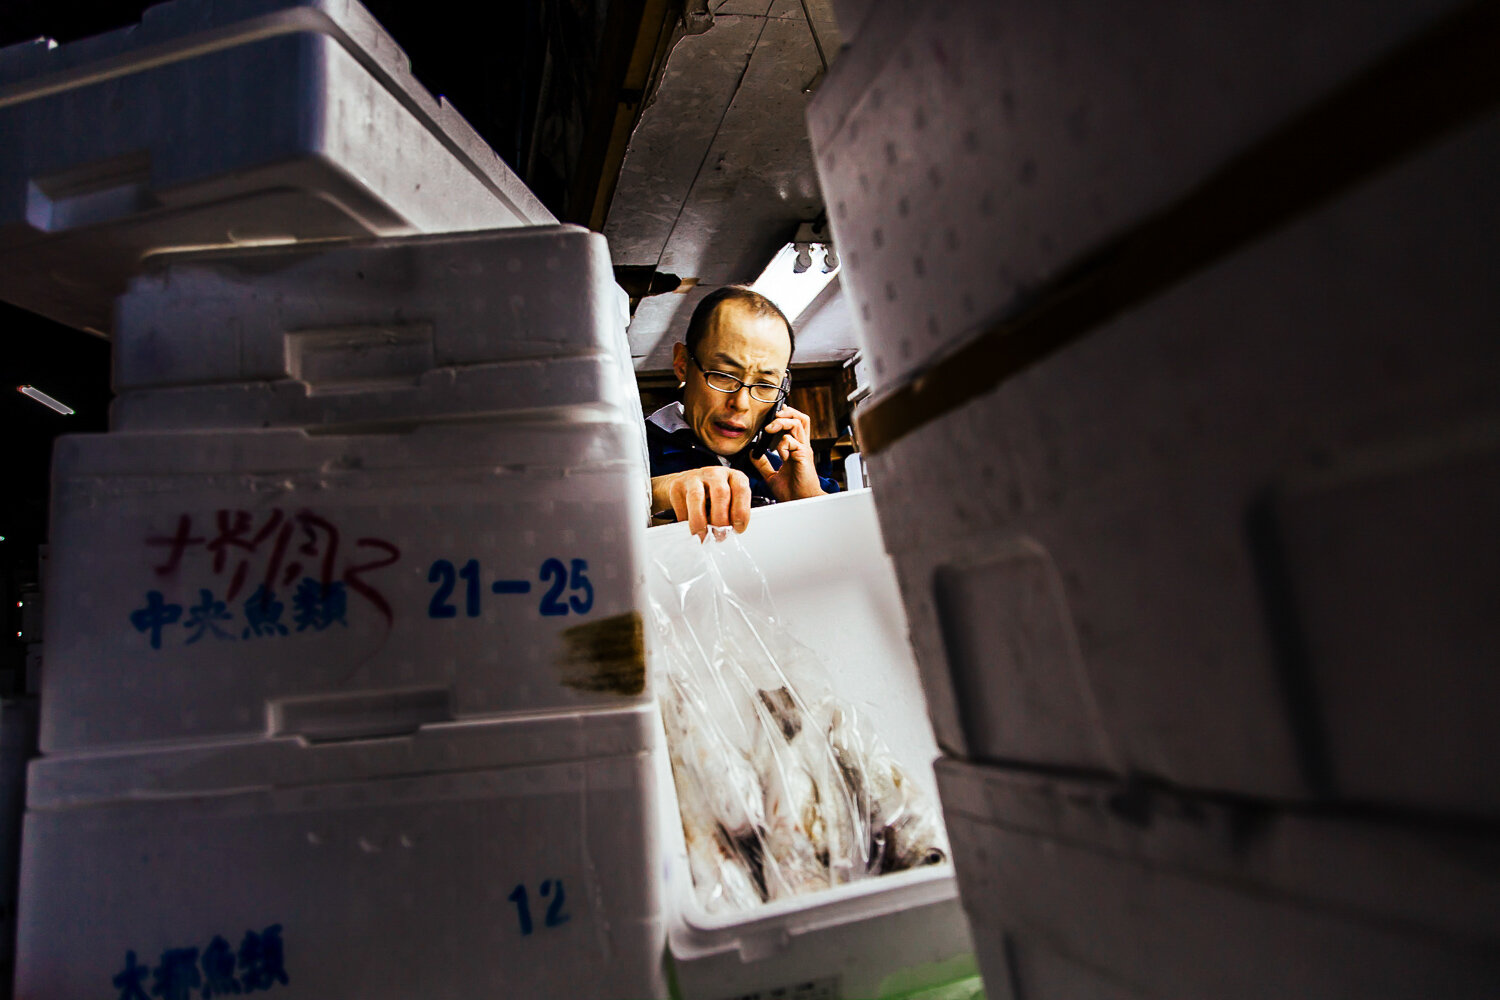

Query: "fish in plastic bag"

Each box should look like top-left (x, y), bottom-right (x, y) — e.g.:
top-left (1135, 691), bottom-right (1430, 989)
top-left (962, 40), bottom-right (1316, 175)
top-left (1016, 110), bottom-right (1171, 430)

top-left (825, 702), bottom-right (948, 873)
top-left (649, 526), bottom-right (949, 913)
top-left (750, 687), bottom-right (836, 899)
top-left (660, 676), bottom-right (766, 912)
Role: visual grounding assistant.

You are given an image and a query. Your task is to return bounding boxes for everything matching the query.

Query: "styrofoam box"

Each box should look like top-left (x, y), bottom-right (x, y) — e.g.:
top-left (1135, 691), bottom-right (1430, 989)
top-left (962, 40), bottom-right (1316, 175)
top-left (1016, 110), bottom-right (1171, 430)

top-left (866, 107), bottom-right (1500, 812)
top-left (936, 759), bottom-right (1500, 999)
top-left (806, 0), bottom-right (1469, 393)
top-left (109, 227), bottom-right (640, 432)
top-left (647, 491), bottom-right (979, 1000)
top-left (42, 418), bottom-right (648, 754)
top-left (16, 703), bottom-right (669, 999)
top-left (0, 0), bottom-right (552, 335)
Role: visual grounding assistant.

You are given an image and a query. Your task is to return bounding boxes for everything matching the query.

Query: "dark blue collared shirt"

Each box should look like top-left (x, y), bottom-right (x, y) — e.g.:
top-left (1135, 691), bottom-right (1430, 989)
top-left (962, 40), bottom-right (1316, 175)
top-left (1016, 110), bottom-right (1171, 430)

top-left (645, 403), bottom-right (840, 507)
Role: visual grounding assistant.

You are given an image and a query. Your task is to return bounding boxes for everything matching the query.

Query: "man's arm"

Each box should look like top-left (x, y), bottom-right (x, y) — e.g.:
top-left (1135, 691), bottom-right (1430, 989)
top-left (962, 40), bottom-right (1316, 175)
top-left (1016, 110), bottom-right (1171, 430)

top-left (651, 466), bottom-right (753, 539)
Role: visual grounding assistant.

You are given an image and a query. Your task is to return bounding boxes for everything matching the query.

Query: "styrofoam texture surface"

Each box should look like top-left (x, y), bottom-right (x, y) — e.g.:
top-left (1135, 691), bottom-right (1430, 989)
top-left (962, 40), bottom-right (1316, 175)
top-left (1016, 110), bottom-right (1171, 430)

top-left (646, 491), bottom-right (977, 999)
top-left (936, 759), bottom-right (1500, 999)
top-left (1269, 432), bottom-right (1500, 817)
top-left (107, 229), bottom-right (651, 485)
top-left (26, 702), bottom-right (657, 808)
top-left (112, 227), bottom-right (618, 393)
top-left (807, 0), bottom-right (1467, 395)
top-left (867, 109), bottom-right (1500, 809)
top-left (0, 0), bottom-right (552, 335)
top-left (828, 0), bottom-right (877, 44)
top-left (42, 420), bottom-right (649, 753)
top-left (16, 731), bottom-right (668, 999)
top-left (112, 357), bottom-right (634, 432)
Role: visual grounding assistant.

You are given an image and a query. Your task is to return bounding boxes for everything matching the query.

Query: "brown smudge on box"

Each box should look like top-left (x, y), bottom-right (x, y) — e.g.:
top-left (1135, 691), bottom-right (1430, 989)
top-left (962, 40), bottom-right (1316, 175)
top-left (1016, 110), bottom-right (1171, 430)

top-left (556, 611), bottom-right (646, 695)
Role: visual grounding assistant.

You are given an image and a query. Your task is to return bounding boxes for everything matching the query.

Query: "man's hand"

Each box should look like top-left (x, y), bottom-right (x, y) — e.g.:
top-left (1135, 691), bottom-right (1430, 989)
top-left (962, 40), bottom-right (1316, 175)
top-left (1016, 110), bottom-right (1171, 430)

top-left (751, 405), bottom-right (826, 503)
top-left (651, 466), bottom-right (752, 540)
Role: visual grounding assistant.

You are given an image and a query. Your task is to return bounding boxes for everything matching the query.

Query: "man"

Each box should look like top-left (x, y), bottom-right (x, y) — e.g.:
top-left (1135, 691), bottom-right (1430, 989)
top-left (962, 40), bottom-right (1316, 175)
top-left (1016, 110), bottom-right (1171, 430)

top-left (647, 286), bottom-right (839, 538)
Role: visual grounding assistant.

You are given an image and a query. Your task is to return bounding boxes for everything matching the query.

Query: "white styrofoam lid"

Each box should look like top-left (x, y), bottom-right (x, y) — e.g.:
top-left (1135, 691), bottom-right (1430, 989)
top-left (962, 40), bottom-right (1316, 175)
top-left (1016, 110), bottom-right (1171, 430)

top-left (111, 226), bottom-right (619, 392)
top-left (0, 0), bottom-right (553, 334)
top-left (28, 701), bottom-right (659, 809)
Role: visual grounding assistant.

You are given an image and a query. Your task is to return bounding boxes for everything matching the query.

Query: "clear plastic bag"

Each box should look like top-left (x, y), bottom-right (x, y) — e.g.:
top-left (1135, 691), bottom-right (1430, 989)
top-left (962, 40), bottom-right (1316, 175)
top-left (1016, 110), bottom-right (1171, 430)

top-left (647, 526), bottom-right (949, 914)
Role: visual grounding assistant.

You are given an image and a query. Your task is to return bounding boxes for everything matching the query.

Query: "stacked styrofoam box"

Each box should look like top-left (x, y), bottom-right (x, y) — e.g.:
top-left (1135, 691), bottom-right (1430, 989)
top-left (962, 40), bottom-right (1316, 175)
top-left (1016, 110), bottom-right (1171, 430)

top-left (847, 101), bottom-right (1500, 817)
top-left (809, 2), bottom-right (1500, 995)
top-left (18, 229), bottom-right (669, 998)
top-left (808, 0), bottom-right (1500, 813)
top-left (17, 707), bottom-right (666, 999)
top-left (109, 227), bottom-right (636, 433)
top-left (0, 0), bottom-right (553, 335)
top-left (648, 492), bottom-right (980, 1000)
top-left (44, 419), bottom-right (648, 751)
top-left (935, 760), bottom-right (1500, 999)
top-left (807, 0), bottom-right (1471, 393)
top-left (43, 227), bottom-right (648, 754)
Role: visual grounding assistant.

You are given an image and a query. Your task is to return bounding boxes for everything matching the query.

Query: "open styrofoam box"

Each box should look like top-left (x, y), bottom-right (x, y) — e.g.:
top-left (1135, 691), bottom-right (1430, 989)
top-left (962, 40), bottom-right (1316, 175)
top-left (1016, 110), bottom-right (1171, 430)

top-left (645, 490), bottom-right (978, 1000)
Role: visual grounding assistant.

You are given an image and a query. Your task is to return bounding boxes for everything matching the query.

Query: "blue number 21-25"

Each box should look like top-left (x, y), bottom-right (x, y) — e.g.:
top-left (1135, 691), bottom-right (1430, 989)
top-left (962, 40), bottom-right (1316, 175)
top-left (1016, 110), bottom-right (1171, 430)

top-left (428, 558), bottom-right (593, 619)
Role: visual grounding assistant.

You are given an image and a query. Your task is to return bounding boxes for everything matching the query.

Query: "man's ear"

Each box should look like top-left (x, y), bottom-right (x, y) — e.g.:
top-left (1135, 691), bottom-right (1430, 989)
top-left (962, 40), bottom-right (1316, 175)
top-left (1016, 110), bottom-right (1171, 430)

top-left (672, 342), bottom-right (689, 385)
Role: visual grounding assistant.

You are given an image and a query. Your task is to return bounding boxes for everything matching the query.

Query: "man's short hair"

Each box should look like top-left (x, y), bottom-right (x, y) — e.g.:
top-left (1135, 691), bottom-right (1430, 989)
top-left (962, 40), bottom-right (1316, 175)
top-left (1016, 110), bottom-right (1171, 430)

top-left (684, 286), bottom-right (795, 365)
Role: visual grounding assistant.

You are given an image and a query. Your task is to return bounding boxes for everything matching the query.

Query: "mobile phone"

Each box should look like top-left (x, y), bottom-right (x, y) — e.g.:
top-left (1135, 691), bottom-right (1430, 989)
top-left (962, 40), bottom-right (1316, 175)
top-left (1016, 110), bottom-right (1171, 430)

top-left (749, 376), bottom-right (791, 462)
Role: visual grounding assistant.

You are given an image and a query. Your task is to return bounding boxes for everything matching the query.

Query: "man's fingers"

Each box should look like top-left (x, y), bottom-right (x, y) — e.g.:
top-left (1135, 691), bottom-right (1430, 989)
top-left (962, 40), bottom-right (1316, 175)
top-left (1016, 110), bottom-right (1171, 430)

top-left (751, 452), bottom-right (777, 481)
top-left (682, 477), bottom-right (708, 539)
top-left (706, 474), bottom-right (732, 528)
top-left (670, 478), bottom-right (691, 526)
top-left (729, 472), bottom-right (752, 532)
top-left (777, 433), bottom-right (800, 464)
top-left (767, 407), bottom-right (813, 443)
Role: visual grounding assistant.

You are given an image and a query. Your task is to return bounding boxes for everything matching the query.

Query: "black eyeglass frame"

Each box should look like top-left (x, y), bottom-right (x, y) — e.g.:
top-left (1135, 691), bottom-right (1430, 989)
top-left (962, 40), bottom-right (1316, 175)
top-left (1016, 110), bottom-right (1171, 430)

top-left (688, 353), bottom-right (789, 404)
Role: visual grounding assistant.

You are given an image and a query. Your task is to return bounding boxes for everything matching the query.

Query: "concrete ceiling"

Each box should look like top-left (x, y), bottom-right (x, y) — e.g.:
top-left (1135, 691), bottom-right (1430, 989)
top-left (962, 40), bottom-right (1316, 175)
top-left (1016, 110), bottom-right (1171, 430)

top-left (603, 0), bottom-right (857, 371)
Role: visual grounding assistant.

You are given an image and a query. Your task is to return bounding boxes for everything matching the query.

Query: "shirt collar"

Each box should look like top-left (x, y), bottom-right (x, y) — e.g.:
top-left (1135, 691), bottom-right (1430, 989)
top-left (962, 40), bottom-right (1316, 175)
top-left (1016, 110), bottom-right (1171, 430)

top-left (648, 400), bottom-right (735, 467)
top-left (647, 401), bottom-right (691, 435)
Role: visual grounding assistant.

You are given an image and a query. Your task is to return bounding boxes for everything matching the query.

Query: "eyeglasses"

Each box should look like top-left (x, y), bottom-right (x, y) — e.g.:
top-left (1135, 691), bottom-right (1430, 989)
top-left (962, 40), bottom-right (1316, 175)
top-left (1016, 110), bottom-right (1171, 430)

top-left (689, 353), bottom-right (787, 404)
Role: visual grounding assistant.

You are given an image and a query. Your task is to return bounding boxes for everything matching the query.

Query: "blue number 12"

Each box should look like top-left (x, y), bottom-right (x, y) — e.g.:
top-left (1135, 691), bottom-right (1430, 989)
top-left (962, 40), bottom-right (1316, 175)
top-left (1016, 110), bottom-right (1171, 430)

top-left (509, 880), bottom-right (570, 936)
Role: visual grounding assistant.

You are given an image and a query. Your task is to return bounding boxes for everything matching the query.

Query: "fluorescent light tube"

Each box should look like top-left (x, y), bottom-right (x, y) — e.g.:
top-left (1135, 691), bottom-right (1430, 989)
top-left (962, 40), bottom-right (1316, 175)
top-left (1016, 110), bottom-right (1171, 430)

top-left (17, 385), bottom-right (75, 415)
top-left (750, 241), bottom-right (840, 322)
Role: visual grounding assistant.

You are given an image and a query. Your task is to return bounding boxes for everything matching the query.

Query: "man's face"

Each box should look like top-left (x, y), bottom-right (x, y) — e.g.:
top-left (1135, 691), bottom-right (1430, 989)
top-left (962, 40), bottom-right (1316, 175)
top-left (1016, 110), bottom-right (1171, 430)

top-left (673, 300), bottom-right (792, 457)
